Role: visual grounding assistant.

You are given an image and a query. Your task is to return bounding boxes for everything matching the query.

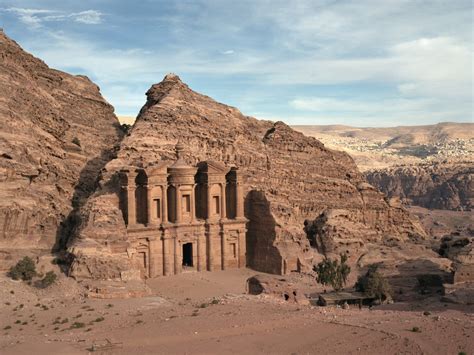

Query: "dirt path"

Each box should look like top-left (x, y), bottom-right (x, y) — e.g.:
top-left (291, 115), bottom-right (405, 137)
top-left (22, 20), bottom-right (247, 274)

top-left (1, 269), bottom-right (472, 354)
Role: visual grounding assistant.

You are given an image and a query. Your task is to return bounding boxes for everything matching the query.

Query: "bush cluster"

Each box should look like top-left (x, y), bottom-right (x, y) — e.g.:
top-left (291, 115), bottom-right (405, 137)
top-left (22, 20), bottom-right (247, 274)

top-left (314, 253), bottom-right (351, 292)
top-left (8, 257), bottom-right (36, 281)
top-left (355, 264), bottom-right (392, 301)
top-left (35, 271), bottom-right (57, 289)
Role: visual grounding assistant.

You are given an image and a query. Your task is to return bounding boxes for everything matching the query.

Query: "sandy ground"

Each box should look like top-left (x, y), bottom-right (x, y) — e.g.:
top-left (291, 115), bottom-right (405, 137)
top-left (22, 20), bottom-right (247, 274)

top-left (1, 268), bottom-right (473, 355)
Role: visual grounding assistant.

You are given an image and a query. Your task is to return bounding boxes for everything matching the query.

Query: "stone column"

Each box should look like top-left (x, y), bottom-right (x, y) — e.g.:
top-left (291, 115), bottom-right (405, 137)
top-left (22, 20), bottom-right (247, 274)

top-left (220, 182), bottom-right (227, 219)
top-left (127, 184), bottom-right (137, 226)
top-left (207, 231), bottom-right (214, 271)
top-left (238, 230), bottom-right (246, 268)
top-left (197, 236), bottom-right (202, 271)
top-left (163, 237), bottom-right (170, 276)
top-left (147, 238), bottom-right (153, 277)
top-left (221, 230), bottom-right (227, 270)
top-left (176, 185), bottom-right (182, 223)
top-left (191, 184), bottom-right (196, 222)
top-left (162, 185), bottom-right (168, 223)
top-left (236, 183), bottom-right (244, 218)
top-left (146, 185), bottom-right (153, 225)
top-left (174, 237), bottom-right (180, 275)
top-left (207, 183), bottom-right (212, 219)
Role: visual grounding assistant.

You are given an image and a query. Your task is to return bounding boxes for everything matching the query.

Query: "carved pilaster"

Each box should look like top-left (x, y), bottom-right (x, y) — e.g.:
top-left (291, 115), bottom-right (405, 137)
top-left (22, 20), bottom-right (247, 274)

top-left (238, 229), bottom-right (246, 268)
top-left (221, 229), bottom-right (226, 270)
top-left (220, 182), bottom-right (227, 219)
top-left (162, 184), bottom-right (168, 223)
top-left (176, 185), bottom-right (182, 223)
top-left (191, 184), bottom-right (196, 222)
top-left (163, 237), bottom-right (170, 276)
top-left (207, 183), bottom-right (212, 219)
top-left (127, 184), bottom-right (137, 226)
top-left (236, 183), bottom-right (244, 218)
top-left (146, 185), bottom-right (152, 226)
top-left (174, 237), bottom-right (180, 275)
top-left (207, 230), bottom-right (214, 271)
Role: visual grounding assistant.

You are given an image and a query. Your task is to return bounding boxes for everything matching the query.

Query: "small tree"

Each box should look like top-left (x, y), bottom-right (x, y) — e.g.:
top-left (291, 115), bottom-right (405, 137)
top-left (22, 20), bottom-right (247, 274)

top-left (314, 253), bottom-right (351, 292)
top-left (8, 257), bottom-right (37, 281)
top-left (355, 264), bottom-right (392, 302)
top-left (35, 271), bottom-right (57, 289)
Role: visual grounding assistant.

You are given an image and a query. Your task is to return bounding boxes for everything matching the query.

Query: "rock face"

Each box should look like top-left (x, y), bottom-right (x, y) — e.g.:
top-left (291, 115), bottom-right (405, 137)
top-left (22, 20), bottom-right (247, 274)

top-left (366, 161), bottom-right (473, 211)
top-left (439, 235), bottom-right (474, 284)
top-left (70, 73), bottom-right (428, 279)
top-left (0, 30), bottom-right (123, 258)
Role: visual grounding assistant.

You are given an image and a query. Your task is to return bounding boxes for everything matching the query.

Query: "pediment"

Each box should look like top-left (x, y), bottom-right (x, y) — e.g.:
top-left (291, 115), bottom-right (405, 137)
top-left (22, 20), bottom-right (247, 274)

top-left (197, 160), bottom-right (228, 174)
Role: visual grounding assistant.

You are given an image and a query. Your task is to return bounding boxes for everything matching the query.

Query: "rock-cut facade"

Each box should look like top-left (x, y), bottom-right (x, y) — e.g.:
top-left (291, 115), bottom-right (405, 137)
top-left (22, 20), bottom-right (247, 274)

top-left (118, 141), bottom-right (247, 278)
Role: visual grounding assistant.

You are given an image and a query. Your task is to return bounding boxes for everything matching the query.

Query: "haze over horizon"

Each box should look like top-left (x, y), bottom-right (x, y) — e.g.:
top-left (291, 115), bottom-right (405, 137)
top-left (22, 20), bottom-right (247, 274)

top-left (1, 0), bottom-right (472, 127)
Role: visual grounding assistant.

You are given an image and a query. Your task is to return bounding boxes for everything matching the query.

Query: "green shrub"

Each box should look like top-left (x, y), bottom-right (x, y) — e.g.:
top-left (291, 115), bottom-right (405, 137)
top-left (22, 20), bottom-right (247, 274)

top-left (4, 325), bottom-right (11, 330)
top-left (411, 326), bottom-right (421, 333)
top-left (314, 253), bottom-right (351, 292)
top-left (71, 322), bottom-right (85, 329)
top-left (355, 264), bottom-right (392, 302)
top-left (35, 271), bottom-right (57, 289)
top-left (8, 257), bottom-right (36, 281)
top-left (72, 137), bottom-right (81, 147)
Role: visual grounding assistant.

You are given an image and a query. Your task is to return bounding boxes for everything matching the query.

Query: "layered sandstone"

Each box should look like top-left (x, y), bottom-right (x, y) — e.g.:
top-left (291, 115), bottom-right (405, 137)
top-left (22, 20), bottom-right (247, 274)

top-left (70, 73), bottom-right (428, 279)
top-left (0, 30), bottom-right (123, 259)
top-left (366, 161), bottom-right (473, 211)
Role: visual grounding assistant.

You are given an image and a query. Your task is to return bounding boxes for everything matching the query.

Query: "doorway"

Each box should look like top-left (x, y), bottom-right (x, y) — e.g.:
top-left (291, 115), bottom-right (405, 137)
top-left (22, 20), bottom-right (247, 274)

top-left (134, 251), bottom-right (148, 278)
top-left (182, 243), bottom-right (193, 267)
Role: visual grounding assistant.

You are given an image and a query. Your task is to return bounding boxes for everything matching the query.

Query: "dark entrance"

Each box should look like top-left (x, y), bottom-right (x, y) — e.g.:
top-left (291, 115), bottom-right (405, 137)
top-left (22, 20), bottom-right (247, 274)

top-left (182, 243), bottom-right (193, 267)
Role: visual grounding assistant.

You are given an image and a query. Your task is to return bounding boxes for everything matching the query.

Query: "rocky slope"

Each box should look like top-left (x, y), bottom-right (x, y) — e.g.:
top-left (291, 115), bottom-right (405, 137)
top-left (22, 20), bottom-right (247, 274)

top-left (294, 123), bottom-right (473, 171)
top-left (295, 124), bottom-right (473, 212)
top-left (0, 30), bottom-right (123, 263)
top-left (366, 161), bottom-right (473, 211)
top-left (70, 74), bottom-right (431, 279)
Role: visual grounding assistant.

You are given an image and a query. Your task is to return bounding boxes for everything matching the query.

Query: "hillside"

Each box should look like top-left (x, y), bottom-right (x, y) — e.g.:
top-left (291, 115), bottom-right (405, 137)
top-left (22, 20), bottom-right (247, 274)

top-left (0, 30), bottom-right (123, 263)
top-left (294, 123), bottom-right (473, 171)
top-left (69, 74), bottom-right (430, 280)
top-left (295, 123), bottom-right (474, 211)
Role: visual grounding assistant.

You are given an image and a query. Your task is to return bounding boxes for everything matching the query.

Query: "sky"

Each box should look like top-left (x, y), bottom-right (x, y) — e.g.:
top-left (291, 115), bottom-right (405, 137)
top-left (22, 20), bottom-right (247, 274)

top-left (0, 0), bottom-right (472, 127)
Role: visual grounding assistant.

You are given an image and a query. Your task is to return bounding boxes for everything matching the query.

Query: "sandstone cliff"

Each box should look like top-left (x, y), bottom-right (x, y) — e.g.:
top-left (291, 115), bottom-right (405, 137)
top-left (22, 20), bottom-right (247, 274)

top-left (70, 74), bottom-right (429, 279)
top-left (0, 30), bottom-right (123, 262)
top-left (366, 161), bottom-right (473, 211)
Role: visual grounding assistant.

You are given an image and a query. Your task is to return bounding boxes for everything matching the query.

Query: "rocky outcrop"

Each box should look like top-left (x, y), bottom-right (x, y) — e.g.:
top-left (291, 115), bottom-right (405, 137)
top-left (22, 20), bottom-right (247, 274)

top-left (0, 30), bottom-right (123, 259)
top-left (70, 73), bottom-right (428, 279)
top-left (439, 235), bottom-right (474, 284)
top-left (366, 161), bottom-right (473, 211)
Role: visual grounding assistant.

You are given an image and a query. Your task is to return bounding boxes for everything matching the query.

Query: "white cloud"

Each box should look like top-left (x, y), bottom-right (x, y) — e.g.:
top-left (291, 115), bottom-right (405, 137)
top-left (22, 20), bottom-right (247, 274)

top-left (71, 10), bottom-right (102, 24)
top-left (6, 0), bottom-right (471, 124)
top-left (1, 7), bottom-right (103, 27)
top-left (2, 7), bottom-right (56, 28)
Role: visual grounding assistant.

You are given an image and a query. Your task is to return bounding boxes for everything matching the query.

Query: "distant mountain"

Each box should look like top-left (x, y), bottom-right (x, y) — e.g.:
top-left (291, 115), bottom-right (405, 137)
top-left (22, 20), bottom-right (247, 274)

top-left (294, 122), bottom-right (474, 143)
top-left (294, 123), bottom-right (473, 211)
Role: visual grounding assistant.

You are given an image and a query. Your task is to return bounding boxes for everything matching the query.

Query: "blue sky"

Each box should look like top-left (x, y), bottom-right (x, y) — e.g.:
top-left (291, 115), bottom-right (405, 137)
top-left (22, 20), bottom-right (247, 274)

top-left (0, 0), bottom-right (472, 126)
